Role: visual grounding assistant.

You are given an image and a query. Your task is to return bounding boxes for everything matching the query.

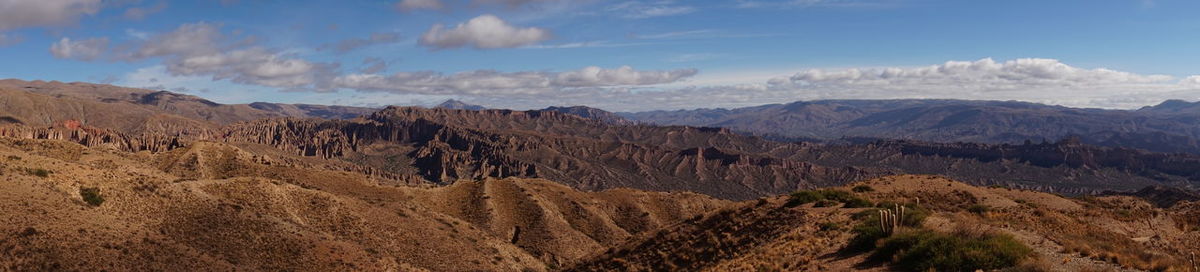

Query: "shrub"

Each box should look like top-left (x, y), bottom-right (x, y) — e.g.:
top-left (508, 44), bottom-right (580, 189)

top-left (80, 187), bottom-right (104, 206)
top-left (845, 222), bottom-right (888, 253)
top-left (844, 204), bottom-right (931, 253)
top-left (818, 222), bottom-right (842, 231)
top-left (968, 204), bottom-right (991, 215)
top-left (785, 189), bottom-right (873, 208)
top-left (24, 168), bottom-right (51, 177)
top-left (872, 230), bottom-right (1032, 272)
top-left (852, 185), bottom-right (875, 192)
top-left (813, 199), bottom-right (840, 207)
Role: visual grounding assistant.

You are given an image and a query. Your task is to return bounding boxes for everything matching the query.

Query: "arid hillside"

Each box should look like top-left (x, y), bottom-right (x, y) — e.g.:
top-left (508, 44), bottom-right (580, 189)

top-left (567, 175), bottom-right (1200, 272)
top-left (0, 137), bottom-right (724, 271)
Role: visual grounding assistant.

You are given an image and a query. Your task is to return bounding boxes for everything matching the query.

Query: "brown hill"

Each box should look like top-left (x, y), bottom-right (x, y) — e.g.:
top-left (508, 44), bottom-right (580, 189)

top-left (567, 175), bottom-right (1200, 271)
top-left (0, 137), bottom-right (724, 271)
top-left (0, 79), bottom-right (374, 134)
top-left (4, 80), bottom-right (1200, 198)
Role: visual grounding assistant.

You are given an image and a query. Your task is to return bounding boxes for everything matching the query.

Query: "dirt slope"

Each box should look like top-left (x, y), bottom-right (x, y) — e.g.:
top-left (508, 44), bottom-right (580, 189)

top-left (567, 175), bottom-right (1200, 271)
top-left (0, 138), bottom-right (724, 271)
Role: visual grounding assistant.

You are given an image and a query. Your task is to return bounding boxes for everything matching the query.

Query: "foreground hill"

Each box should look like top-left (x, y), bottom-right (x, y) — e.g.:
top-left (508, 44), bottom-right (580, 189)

top-left (3, 136), bottom-right (1195, 271)
top-left (0, 137), bottom-right (724, 271)
top-left (567, 175), bottom-right (1200, 271)
top-left (623, 99), bottom-right (1200, 154)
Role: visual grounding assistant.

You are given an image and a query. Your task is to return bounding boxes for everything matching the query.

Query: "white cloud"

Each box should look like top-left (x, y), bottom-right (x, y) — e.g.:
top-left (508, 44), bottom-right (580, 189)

top-left (0, 0), bottom-right (101, 31)
top-left (115, 22), bottom-right (335, 89)
top-left (320, 32), bottom-right (401, 53)
top-left (396, 0), bottom-right (443, 12)
top-left (333, 66), bottom-right (697, 95)
top-left (401, 58), bottom-right (1200, 112)
top-left (1181, 76), bottom-right (1200, 86)
top-left (609, 1), bottom-right (696, 18)
top-left (419, 14), bottom-right (551, 49)
top-left (50, 37), bottom-right (109, 61)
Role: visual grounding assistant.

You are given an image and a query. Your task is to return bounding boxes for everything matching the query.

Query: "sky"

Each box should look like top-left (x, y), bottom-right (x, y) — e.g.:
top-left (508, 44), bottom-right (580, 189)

top-left (1, 0), bottom-right (1199, 111)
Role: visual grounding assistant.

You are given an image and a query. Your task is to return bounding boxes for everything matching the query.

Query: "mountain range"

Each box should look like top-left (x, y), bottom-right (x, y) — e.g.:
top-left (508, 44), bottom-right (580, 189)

top-left (622, 99), bottom-right (1200, 154)
top-left (1, 79), bottom-right (1199, 271)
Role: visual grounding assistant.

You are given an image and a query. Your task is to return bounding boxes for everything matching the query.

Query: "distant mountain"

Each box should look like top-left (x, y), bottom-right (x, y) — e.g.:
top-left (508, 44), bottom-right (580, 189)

top-left (0, 79), bottom-right (375, 134)
top-left (623, 99), bottom-right (1200, 154)
top-left (4, 79), bottom-right (1200, 199)
top-left (435, 99), bottom-right (487, 110)
top-left (537, 106), bottom-right (633, 125)
top-left (1138, 99), bottom-right (1200, 114)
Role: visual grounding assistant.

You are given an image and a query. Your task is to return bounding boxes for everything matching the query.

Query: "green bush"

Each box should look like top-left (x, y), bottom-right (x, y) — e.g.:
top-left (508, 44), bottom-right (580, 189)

top-left (785, 189), bottom-right (873, 208)
top-left (80, 187), bottom-right (104, 207)
top-left (846, 222), bottom-right (888, 253)
top-left (852, 185), bottom-right (875, 192)
top-left (844, 204), bottom-right (931, 253)
top-left (873, 230), bottom-right (1032, 272)
top-left (842, 197), bottom-right (874, 208)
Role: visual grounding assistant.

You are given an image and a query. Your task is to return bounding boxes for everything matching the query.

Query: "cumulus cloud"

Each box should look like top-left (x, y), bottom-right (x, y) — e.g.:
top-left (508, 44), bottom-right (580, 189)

top-left (396, 0), bottom-right (444, 11)
top-left (419, 14), bottom-right (551, 49)
top-left (332, 66), bottom-right (697, 95)
top-left (608, 1), bottom-right (696, 19)
top-left (50, 37), bottom-right (109, 61)
top-left (119, 23), bottom-right (335, 89)
top-left (320, 32), bottom-right (401, 53)
top-left (0, 0), bottom-right (101, 31)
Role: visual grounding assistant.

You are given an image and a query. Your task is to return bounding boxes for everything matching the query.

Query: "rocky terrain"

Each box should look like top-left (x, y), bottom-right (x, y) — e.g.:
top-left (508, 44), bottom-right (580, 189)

top-left (4, 81), bottom-right (1200, 199)
top-left (623, 99), bottom-right (1200, 154)
top-left (0, 137), bottom-right (724, 271)
top-left (3, 80), bottom-right (1200, 271)
top-left (567, 175), bottom-right (1200, 272)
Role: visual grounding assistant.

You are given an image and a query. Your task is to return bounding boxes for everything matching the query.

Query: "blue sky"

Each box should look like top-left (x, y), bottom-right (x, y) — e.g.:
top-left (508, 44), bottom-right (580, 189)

top-left (1, 0), bottom-right (1199, 111)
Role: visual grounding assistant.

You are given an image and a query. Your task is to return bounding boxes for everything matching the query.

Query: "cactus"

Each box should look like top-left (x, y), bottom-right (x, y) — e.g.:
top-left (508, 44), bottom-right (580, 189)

top-left (879, 204), bottom-right (906, 235)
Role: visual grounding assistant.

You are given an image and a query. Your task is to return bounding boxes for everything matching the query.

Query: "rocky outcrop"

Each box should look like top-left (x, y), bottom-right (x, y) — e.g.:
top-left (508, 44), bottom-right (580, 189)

top-left (0, 123), bottom-right (185, 153)
top-left (539, 106), bottom-right (633, 125)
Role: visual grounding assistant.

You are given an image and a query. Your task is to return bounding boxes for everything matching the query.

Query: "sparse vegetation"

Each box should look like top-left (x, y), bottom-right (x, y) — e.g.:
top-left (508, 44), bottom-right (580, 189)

top-left (785, 189), bottom-right (873, 208)
top-left (852, 185), bottom-right (875, 192)
top-left (870, 229), bottom-right (1032, 272)
top-left (23, 168), bottom-right (51, 177)
top-left (967, 204), bottom-right (991, 215)
top-left (80, 187), bottom-right (104, 206)
top-left (845, 203), bottom-right (929, 253)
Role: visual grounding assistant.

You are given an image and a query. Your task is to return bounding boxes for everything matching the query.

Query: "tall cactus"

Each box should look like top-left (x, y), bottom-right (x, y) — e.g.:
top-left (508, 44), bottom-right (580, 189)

top-left (879, 204), bottom-right (906, 235)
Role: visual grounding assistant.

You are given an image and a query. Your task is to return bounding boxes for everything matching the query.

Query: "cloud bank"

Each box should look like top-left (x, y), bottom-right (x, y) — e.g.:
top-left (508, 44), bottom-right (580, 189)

top-left (0, 0), bottom-right (101, 31)
top-left (332, 65), bottom-right (698, 95)
top-left (441, 58), bottom-right (1200, 111)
